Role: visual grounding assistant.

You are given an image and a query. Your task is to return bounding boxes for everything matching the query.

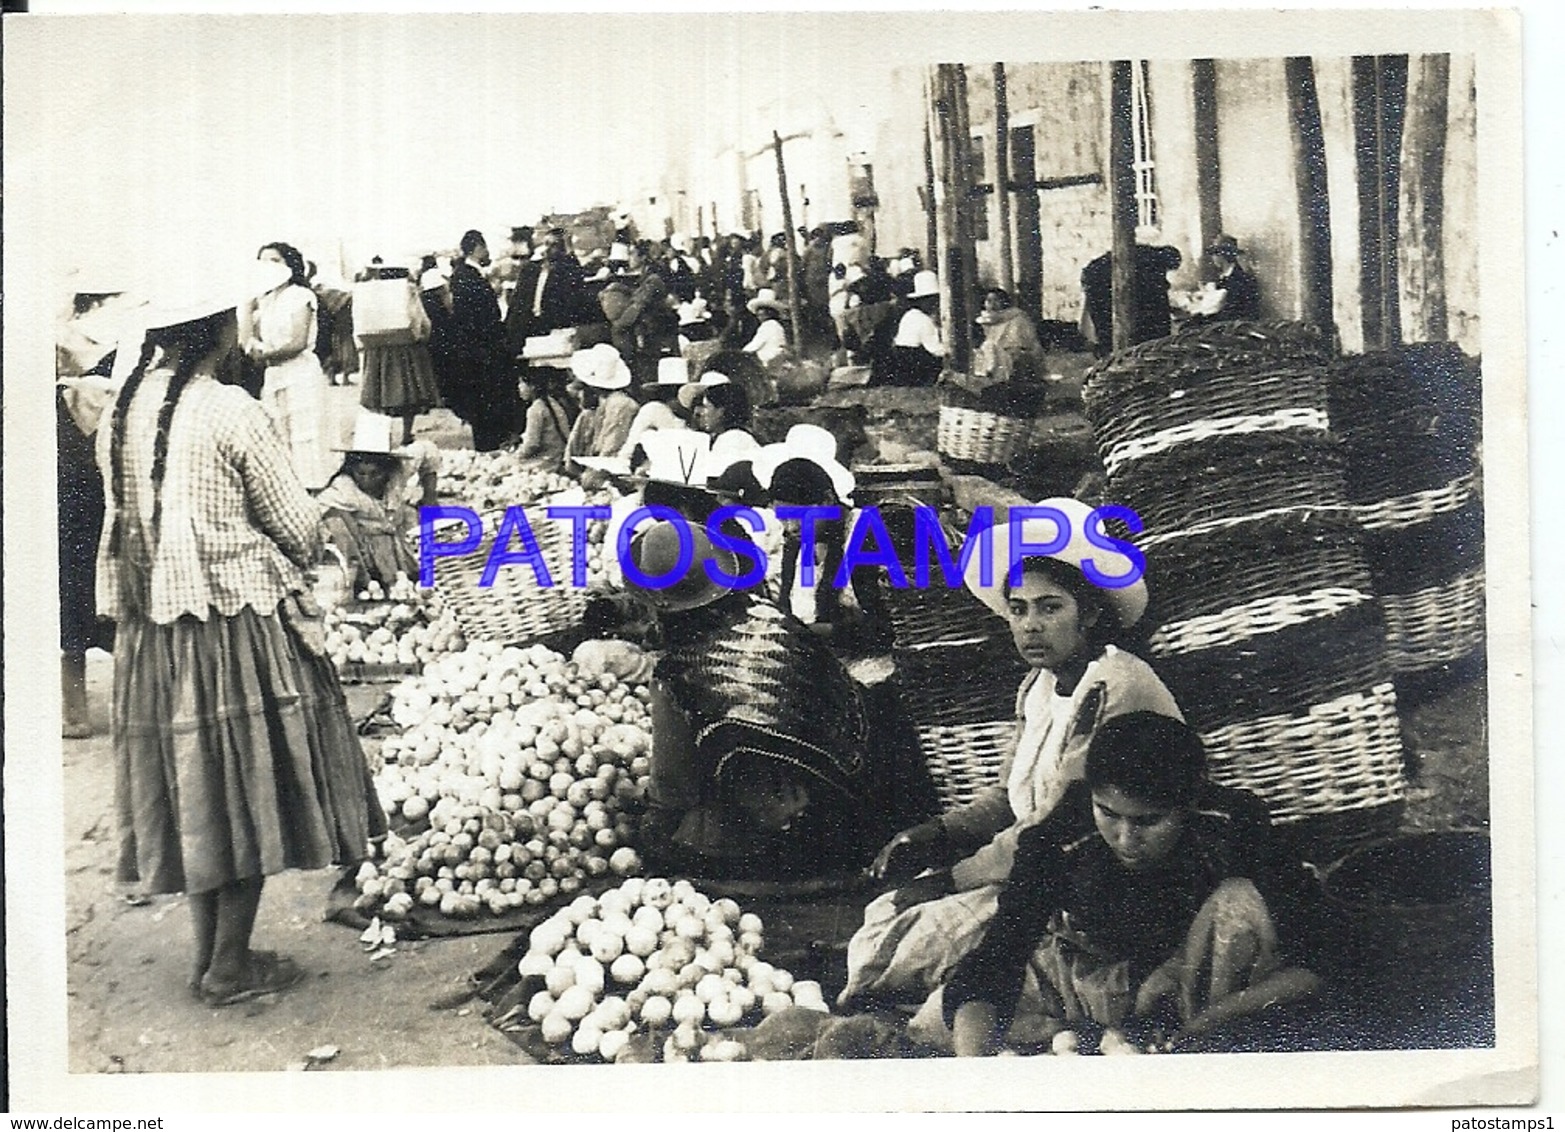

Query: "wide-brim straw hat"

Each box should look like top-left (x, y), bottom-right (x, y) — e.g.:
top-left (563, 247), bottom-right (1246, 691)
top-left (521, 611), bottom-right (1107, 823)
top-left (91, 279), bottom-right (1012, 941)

top-left (908, 270), bottom-right (941, 300)
top-left (751, 422), bottom-right (855, 504)
top-left (139, 258), bottom-right (292, 332)
top-left (333, 411), bottom-right (408, 460)
top-left (625, 519), bottom-right (741, 613)
top-left (676, 370), bottom-right (731, 412)
top-left (747, 288), bottom-right (787, 315)
top-left (569, 343), bottom-right (633, 390)
top-left (963, 496), bottom-right (1148, 628)
top-left (643, 356), bottom-right (689, 389)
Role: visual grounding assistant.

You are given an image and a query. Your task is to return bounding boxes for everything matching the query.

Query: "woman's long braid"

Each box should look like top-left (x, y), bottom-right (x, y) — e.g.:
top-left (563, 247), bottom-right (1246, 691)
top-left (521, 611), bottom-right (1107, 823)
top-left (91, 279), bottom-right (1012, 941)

top-left (148, 346), bottom-right (201, 541)
top-left (105, 338), bottom-right (157, 557)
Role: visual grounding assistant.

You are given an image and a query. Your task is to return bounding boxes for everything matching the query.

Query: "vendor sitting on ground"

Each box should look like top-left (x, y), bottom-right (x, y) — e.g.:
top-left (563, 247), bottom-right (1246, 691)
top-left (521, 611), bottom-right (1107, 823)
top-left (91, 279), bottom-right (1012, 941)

top-left (920, 712), bottom-right (1322, 1055)
top-left (628, 519), bottom-right (881, 881)
top-left (317, 413), bottom-right (438, 592)
top-left (743, 289), bottom-right (792, 367)
top-left (878, 270), bottom-right (945, 386)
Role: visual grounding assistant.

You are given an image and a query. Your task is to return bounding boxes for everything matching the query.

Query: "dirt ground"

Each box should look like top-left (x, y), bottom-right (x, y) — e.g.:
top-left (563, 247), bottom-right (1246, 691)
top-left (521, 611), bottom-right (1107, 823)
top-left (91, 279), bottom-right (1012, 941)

top-left (60, 383), bottom-right (1494, 1074)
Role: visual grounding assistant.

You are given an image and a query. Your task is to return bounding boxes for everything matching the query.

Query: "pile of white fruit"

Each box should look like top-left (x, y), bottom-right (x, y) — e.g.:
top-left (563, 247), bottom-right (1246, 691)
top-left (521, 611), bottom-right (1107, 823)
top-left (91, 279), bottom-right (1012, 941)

top-left (355, 641), bottom-right (655, 920)
top-left (517, 879), bottom-right (830, 1063)
top-left (324, 576), bottom-right (466, 671)
top-left (438, 450), bottom-right (576, 514)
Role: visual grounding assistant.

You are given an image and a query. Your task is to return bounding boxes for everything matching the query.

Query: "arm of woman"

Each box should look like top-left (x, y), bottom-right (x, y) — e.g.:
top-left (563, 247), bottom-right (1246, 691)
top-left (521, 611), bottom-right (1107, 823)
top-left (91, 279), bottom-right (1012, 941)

top-left (518, 399), bottom-right (549, 459)
top-left (251, 288), bottom-right (315, 364)
top-left (228, 400), bottom-right (323, 566)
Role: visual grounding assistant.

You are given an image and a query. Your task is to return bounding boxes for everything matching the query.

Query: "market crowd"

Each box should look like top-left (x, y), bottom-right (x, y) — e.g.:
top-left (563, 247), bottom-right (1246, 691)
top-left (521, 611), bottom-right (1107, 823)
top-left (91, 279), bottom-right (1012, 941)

top-left (52, 215), bottom-right (1311, 1052)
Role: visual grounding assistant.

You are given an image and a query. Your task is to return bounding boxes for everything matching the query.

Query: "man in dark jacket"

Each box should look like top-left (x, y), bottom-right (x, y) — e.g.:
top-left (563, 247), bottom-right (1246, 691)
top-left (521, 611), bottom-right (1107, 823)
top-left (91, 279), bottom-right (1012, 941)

top-left (1080, 244), bottom-right (1184, 357)
top-left (449, 229), bottom-right (518, 451)
top-left (505, 227), bottom-right (589, 356)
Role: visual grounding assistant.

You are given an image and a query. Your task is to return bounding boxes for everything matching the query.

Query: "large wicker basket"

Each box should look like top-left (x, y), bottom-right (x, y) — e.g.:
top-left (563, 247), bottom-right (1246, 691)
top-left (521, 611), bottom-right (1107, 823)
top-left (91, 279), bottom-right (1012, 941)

top-left (1382, 567), bottom-right (1487, 672)
top-left (411, 508), bottom-right (588, 646)
top-left (916, 719), bottom-right (1016, 811)
top-left (937, 405), bottom-right (1030, 465)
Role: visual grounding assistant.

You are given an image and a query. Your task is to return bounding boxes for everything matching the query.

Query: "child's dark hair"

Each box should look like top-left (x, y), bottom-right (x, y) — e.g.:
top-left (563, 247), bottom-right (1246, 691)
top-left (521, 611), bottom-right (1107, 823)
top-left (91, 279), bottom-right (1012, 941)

top-left (700, 381), bottom-right (752, 429)
top-left (1084, 712), bottom-right (1206, 811)
top-left (1003, 555), bottom-right (1118, 644)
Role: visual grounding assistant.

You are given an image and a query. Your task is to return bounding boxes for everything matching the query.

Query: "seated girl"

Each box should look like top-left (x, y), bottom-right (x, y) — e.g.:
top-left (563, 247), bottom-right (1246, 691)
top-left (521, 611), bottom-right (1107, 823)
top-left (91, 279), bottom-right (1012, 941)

top-left (921, 712), bottom-right (1322, 1055)
top-left (317, 420), bottom-right (437, 592)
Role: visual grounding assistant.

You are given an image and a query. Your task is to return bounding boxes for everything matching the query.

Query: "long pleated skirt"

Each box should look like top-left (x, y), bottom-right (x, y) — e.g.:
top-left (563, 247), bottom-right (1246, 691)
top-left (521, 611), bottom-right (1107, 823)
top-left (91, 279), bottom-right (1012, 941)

top-left (112, 603), bottom-right (388, 895)
top-left (359, 342), bottom-right (440, 415)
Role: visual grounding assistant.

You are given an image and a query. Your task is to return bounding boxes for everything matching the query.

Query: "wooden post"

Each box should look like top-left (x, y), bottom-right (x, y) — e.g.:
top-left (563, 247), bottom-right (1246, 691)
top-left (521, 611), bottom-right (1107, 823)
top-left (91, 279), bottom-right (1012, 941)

top-left (949, 64), bottom-right (977, 370)
top-left (929, 64), bottom-right (975, 373)
top-left (923, 77), bottom-right (940, 271)
top-left (994, 63), bottom-right (1016, 295)
top-left (1109, 60), bottom-right (1139, 353)
top-left (1286, 57), bottom-right (1335, 332)
top-left (1192, 59), bottom-right (1223, 279)
top-left (773, 130), bottom-right (805, 352)
top-left (1400, 53), bottom-right (1450, 342)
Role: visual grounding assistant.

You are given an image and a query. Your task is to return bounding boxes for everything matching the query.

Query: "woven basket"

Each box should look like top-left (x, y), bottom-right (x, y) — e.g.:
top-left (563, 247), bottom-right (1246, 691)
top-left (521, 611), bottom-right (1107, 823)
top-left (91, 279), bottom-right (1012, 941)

top-left (1358, 502), bottom-right (1485, 594)
top-left (1382, 568), bottom-right (1487, 672)
top-left (1143, 541), bottom-right (1376, 638)
top-left (1200, 682), bottom-right (1405, 825)
top-left (1084, 320), bottom-right (1331, 401)
top-left (937, 405), bottom-right (1030, 465)
top-left (1351, 472), bottom-right (1480, 532)
top-left (1088, 369), bottom-right (1330, 461)
top-left (1318, 830), bottom-right (1493, 997)
top-left (1149, 601), bottom-right (1390, 732)
top-left (893, 637), bottom-right (1031, 729)
top-left (917, 719), bottom-right (1016, 811)
top-left (411, 508), bottom-right (588, 646)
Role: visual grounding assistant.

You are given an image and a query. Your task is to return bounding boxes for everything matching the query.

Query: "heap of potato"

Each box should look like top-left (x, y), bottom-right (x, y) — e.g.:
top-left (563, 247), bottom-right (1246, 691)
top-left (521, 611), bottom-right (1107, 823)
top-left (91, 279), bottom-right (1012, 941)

top-left (324, 575), bottom-right (466, 671)
top-left (354, 641), bottom-right (654, 921)
top-left (516, 879), bottom-right (830, 1062)
top-left (437, 450), bottom-right (576, 514)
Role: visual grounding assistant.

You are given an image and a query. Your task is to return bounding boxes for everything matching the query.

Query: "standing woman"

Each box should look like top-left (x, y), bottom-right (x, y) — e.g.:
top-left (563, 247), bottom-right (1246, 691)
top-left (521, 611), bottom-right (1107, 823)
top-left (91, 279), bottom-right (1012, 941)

top-left (244, 243), bottom-right (333, 489)
top-left (837, 498), bottom-right (1182, 1007)
top-left (418, 268), bottom-right (460, 417)
top-left (356, 267), bottom-right (439, 446)
top-left (97, 284), bottom-right (386, 1006)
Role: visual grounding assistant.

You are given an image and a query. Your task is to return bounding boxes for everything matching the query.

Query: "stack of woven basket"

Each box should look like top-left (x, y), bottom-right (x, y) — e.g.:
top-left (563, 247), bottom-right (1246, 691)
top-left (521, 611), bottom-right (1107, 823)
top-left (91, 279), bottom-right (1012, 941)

top-left (879, 504), bottom-right (1033, 811)
top-left (1082, 321), bottom-right (1406, 857)
top-left (1327, 343), bottom-right (1484, 707)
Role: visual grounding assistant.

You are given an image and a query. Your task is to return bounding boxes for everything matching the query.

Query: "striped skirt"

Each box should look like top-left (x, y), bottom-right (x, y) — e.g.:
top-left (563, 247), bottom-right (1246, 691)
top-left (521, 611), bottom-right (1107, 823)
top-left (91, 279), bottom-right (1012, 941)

top-left (112, 603), bottom-right (388, 895)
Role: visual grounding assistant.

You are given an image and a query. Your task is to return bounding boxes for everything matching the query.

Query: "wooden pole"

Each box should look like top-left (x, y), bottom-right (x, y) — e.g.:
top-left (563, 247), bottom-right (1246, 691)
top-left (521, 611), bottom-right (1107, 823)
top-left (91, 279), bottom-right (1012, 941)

top-left (929, 65), bottom-right (966, 371)
top-left (993, 63), bottom-right (1016, 294)
top-left (1192, 59), bottom-right (1223, 280)
top-left (951, 64), bottom-right (978, 371)
top-left (1286, 57), bottom-right (1335, 332)
top-left (1109, 60), bottom-right (1139, 353)
top-left (922, 75), bottom-right (940, 271)
top-left (773, 130), bottom-right (805, 352)
top-left (1400, 53), bottom-right (1450, 342)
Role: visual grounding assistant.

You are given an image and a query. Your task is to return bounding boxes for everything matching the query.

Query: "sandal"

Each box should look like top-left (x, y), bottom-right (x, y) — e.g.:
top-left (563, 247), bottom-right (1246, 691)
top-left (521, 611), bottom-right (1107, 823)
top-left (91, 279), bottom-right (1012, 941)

top-left (199, 952), bottom-right (305, 1008)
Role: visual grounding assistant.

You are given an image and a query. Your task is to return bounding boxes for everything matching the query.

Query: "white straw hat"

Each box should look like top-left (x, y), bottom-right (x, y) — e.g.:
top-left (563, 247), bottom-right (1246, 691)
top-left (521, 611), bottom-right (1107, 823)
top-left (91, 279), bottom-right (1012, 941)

top-left (962, 496), bottom-right (1148, 628)
top-left (751, 423), bottom-right (855, 504)
top-left (908, 270), bottom-right (940, 300)
top-left (569, 343), bottom-right (632, 390)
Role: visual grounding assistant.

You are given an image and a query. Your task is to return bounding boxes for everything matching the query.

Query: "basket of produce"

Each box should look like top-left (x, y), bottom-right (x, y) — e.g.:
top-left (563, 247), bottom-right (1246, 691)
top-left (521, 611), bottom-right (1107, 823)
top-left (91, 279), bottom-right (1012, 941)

top-left (323, 575), bottom-right (468, 676)
top-left (1319, 829), bottom-right (1492, 997)
top-left (413, 507), bottom-right (589, 646)
top-left (937, 404), bottom-right (1030, 466)
top-left (916, 718), bottom-right (1017, 811)
top-left (436, 449), bottom-right (578, 513)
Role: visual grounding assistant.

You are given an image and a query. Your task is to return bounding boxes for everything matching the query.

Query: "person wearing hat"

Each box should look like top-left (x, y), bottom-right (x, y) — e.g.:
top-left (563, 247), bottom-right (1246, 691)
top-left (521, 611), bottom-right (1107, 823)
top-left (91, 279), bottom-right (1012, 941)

top-left (838, 498), bottom-right (1183, 1008)
top-left (317, 413), bottom-right (438, 591)
top-left (56, 284), bottom-right (140, 737)
top-left (1192, 234), bottom-right (1262, 324)
top-left (615, 356), bottom-right (694, 460)
top-left (879, 269), bottom-right (946, 386)
top-left (750, 425), bottom-right (893, 656)
top-left (742, 289), bottom-right (792, 367)
top-left (625, 520), bottom-right (883, 880)
top-left (95, 275), bottom-right (385, 1008)
top-left (418, 267), bottom-right (460, 416)
top-left (682, 375), bottom-right (759, 458)
top-left (565, 343), bottom-right (640, 476)
top-left (244, 243), bottom-right (333, 489)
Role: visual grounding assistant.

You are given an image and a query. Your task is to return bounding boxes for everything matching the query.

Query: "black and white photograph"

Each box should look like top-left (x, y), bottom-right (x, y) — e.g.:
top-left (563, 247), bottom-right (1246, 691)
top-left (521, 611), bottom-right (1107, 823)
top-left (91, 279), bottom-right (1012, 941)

top-left (2, 3), bottom-right (1546, 1115)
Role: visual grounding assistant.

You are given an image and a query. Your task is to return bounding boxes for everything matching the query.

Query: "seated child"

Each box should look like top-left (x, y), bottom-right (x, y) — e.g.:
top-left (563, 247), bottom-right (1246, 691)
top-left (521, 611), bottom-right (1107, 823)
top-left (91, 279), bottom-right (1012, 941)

top-left (917, 711), bottom-right (1321, 1055)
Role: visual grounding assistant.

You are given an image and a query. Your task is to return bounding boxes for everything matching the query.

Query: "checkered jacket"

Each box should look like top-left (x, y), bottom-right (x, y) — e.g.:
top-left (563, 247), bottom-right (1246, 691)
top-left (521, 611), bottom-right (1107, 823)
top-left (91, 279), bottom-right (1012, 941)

top-left (95, 369), bottom-right (323, 624)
